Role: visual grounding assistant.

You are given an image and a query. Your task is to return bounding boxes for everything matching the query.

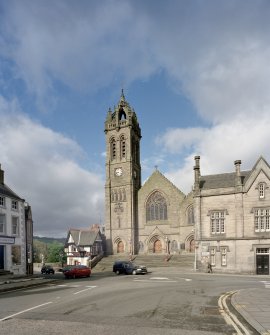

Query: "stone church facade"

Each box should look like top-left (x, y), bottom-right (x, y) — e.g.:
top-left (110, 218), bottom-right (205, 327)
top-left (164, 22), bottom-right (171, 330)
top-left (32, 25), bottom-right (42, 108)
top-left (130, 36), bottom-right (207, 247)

top-left (104, 92), bottom-right (195, 256)
top-left (104, 92), bottom-right (270, 275)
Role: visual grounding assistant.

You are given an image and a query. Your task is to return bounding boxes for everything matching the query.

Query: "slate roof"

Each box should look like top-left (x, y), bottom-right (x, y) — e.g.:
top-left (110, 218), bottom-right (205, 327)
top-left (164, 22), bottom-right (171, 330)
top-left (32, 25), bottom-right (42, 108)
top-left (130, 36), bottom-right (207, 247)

top-left (66, 227), bottom-right (101, 247)
top-left (200, 171), bottom-right (251, 190)
top-left (0, 183), bottom-right (23, 200)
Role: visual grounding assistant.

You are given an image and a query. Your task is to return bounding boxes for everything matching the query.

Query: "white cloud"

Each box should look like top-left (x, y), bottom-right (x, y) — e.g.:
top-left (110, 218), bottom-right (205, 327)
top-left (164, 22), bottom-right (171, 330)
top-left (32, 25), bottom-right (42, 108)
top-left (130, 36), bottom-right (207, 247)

top-left (156, 128), bottom-right (207, 154)
top-left (163, 116), bottom-right (270, 194)
top-left (0, 96), bottom-right (104, 237)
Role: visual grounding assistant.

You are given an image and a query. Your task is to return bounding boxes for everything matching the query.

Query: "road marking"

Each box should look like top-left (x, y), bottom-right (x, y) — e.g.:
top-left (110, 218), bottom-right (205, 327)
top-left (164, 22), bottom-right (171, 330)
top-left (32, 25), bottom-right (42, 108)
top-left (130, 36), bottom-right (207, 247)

top-left (73, 286), bottom-right (97, 295)
top-left (0, 302), bottom-right (53, 322)
top-left (219, 291), bottom-right (250, 335)
top-left (260, 281), bottom-right (270, 288)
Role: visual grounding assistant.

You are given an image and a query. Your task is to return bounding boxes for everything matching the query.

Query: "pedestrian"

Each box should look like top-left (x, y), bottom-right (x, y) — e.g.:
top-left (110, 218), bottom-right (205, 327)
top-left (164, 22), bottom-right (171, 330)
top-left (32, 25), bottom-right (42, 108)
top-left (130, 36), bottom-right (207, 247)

top-left (207, 262), bottom-right (212, 273)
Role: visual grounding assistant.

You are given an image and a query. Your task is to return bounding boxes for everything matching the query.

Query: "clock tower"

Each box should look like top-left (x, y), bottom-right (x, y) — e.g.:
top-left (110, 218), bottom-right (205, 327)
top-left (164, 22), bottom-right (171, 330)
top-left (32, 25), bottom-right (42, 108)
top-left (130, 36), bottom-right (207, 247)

top-left (104, 91), bottom-right (141, 255)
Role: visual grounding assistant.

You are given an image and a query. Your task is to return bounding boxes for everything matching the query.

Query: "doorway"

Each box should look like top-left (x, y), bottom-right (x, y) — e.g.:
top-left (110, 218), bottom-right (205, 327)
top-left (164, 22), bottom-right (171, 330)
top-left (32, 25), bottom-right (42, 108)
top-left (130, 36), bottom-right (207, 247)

top-left (117, 241), bottom-right (124, 253)
top-left (0, 245), bottom-right (4, 269)
top-left (256, 248), bottom-right (269, 275)
top-left (153, 239), bottom-right (162, 253)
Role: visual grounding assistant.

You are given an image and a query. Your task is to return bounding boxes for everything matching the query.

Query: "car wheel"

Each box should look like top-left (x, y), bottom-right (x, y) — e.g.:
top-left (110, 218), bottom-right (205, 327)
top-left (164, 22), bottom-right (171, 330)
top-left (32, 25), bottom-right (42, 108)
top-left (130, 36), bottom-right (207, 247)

top-left (115, 270), bottom-right (120, 275)
top-left (132, 270), bottom-right (137, 275)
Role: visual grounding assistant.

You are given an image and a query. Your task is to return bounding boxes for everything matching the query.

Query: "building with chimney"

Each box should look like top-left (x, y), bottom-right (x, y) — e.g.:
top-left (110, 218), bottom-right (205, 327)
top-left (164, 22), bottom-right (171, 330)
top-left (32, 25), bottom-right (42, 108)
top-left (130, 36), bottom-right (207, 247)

top-left (193, 156), bottom-right (270, 274)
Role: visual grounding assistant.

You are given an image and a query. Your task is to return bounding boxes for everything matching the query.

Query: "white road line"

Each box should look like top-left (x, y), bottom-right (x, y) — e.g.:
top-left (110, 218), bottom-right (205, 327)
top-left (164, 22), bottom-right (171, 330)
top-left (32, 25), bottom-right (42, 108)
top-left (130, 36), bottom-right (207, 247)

top-left (0, 302), bottom-right (53, 322)
top-left (73, 286), bottom-right (97, 295)
top-left (134, 279), bottom-right (177, 283)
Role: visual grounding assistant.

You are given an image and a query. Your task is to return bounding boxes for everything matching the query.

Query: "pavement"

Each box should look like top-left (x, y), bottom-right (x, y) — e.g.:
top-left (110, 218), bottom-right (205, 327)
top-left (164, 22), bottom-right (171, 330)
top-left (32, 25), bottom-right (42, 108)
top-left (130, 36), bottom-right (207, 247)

top-left (0, 272), bottom-right (270, 335)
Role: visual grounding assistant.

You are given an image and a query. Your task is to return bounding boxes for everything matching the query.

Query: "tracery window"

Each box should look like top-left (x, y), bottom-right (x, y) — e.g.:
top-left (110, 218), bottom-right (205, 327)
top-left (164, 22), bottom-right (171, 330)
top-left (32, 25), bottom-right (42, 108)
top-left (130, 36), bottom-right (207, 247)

top-left (146, 191), bottom-right (167, 221)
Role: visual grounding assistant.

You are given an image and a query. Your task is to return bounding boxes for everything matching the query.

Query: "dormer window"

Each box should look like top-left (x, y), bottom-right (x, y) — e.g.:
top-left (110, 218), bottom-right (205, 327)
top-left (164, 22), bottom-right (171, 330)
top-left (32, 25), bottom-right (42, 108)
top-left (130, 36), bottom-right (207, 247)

top-left (259, 183), bottom-right (265, 199)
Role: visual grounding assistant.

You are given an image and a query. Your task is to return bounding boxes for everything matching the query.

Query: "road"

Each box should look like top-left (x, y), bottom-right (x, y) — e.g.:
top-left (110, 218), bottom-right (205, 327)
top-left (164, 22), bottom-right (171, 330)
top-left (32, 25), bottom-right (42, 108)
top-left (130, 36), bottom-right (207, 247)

top-left (0, 267), bottom-right (265, 335)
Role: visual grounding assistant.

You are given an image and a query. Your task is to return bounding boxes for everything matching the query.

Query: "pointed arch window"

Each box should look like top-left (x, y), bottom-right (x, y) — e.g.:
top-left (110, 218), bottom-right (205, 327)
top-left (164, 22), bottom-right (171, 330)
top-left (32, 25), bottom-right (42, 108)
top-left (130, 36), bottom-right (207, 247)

top-left (110, 138), bottom-right (116, 160)
top-left (187, 206), bottom-right (194, 225)
top-left (120, 135), bottom-right (126, 159)
top-left (146, 191), bottom-right (167, 221)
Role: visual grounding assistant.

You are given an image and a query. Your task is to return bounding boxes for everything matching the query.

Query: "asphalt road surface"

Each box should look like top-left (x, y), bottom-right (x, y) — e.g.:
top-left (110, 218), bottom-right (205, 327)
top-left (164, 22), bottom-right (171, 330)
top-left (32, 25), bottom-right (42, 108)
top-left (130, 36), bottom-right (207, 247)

top-left (0, 267), bottom-right (264, 335)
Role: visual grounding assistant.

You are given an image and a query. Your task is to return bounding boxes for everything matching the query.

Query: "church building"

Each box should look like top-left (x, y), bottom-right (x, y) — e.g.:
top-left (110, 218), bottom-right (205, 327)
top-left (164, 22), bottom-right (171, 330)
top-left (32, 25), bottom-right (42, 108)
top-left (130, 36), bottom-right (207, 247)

top-left (104, 92), bottom-right (195, 256)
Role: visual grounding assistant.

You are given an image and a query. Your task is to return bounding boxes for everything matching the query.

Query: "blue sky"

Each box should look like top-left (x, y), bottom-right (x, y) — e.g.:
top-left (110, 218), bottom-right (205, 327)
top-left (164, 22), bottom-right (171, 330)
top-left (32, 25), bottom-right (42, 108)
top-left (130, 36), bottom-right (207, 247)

top-left (1, 0), bottom-right (270, 237)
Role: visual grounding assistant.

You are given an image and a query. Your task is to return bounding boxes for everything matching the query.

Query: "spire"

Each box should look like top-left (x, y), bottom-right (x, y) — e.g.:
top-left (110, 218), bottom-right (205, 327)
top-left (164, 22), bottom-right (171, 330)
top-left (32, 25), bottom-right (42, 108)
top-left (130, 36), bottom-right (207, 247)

top-left (120, 89), bottom-right (125, 102)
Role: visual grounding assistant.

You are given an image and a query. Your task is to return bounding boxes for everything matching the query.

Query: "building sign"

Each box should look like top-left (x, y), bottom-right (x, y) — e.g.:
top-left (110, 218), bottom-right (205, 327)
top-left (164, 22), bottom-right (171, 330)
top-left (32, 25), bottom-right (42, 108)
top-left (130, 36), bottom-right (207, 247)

top-left (0, 236), bottom-right (15, 244)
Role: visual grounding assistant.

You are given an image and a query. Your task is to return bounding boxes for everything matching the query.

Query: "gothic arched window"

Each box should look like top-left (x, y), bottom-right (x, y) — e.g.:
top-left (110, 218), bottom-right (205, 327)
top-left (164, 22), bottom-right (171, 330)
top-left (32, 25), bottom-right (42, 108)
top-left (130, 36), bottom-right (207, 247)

top-left (146, 191), bottom-right (167, 221)
top-left (187, 206), bottom-right (194, 225)
top-left (110, 138), bottom-right (116, 160)
top-left (120, 135), bottom-right (126, 158)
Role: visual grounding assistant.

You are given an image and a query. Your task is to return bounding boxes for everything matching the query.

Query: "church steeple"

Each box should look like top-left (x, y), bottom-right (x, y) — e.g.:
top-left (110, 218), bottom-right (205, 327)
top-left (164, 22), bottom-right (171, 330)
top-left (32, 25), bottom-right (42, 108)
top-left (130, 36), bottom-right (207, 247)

top-left (104, 91), bottom-right (141, 255)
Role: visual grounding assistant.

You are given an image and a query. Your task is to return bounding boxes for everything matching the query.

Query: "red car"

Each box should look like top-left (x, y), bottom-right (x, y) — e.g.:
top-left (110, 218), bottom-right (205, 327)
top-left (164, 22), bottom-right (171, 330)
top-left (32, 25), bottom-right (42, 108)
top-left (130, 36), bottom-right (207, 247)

top-left (62, 265), bottom-right (91, 279)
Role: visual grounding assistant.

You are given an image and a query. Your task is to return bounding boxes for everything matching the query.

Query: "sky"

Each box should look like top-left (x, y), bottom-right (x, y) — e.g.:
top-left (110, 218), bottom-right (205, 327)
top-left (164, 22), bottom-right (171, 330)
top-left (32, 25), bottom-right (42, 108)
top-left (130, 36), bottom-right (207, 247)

top-left (1, 0), bottom-right (270, 237)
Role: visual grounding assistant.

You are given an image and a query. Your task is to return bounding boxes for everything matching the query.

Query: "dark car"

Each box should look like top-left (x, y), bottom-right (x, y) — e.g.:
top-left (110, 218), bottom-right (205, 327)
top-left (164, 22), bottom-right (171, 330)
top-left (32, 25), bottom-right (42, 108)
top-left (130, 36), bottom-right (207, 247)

top-left (41, 265), bottom-right (55, 275)
top-left (62, 265), bottom-right (91, 279)
top-left (113, 261), bottom-right (147, 275)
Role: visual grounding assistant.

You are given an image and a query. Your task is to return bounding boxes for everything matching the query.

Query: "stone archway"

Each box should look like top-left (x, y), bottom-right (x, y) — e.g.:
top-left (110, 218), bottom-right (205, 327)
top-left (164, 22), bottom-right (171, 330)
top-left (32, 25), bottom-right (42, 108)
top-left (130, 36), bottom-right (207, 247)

top-left (153, 239), bottom-right (162, 253)
top-left (185, 235), bottom-right (195, 252)
top-left (117, 241), bottom-right (124, 253)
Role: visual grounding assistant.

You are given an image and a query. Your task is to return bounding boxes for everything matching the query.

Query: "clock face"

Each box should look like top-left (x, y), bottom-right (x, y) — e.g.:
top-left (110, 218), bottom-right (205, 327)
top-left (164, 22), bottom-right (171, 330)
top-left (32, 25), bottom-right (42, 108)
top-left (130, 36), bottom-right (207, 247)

top-left (115, 167), bottom-right (123, 176)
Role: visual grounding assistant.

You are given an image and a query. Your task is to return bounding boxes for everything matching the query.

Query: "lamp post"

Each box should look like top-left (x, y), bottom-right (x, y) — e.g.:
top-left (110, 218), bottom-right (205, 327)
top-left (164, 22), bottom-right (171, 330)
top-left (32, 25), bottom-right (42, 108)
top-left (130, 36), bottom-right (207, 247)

top-left (59, 251), bottom-right (64, 268)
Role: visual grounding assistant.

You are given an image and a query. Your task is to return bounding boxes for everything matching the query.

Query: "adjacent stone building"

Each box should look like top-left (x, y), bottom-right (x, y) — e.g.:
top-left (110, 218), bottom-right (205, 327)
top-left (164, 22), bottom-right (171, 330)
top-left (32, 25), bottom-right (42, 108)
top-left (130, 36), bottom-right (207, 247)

top-left (194, 156), bottom-right (270, 274)
top-left (104, 92), bottom-right (195, 256)
top-left (0, 164), bottom-right (33, 275)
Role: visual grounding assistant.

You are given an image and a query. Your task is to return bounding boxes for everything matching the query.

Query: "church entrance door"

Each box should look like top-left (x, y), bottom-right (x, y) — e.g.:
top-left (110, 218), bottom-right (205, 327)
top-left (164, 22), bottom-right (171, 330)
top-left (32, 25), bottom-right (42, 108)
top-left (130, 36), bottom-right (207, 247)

top-left (190, 239), bottom-right (195, 252)
top-left (117, 241), bottom-right (124, 253)
top-left (153, 240), bottom-right (162, 253)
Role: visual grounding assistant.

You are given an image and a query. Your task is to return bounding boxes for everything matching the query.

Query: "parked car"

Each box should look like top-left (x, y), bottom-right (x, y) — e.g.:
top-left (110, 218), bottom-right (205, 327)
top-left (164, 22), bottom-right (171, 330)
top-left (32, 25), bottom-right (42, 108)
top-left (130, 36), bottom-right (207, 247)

top-left (113, 261), bottom-right (148, 275)
top-left (41, 265), bottom-right (55, 275)
top-left (62, 265), bottom-right (91, 279)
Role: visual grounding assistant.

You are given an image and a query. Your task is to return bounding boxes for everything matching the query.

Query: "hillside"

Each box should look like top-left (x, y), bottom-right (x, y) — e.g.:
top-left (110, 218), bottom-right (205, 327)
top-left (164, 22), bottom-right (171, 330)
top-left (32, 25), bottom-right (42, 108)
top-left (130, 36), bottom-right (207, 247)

top-left (33, 236), bottom-right (66, 245)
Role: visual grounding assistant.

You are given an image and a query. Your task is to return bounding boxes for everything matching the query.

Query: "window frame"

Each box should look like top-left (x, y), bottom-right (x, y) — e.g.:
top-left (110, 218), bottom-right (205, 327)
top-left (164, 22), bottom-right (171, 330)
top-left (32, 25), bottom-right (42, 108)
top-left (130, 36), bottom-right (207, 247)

top-left (254, 208), bottom-right (270, 232)
top-left (221, 247), bottom-right (227, 267)
top-left (0, 196), bottom-right (5, 207)
top-left (259, 183), bottom-right (265, 199)
top-left (146, 191), bottom-right (168, 222)
top-left (11, 200), bottom-right (18, 211)
top-left (11, 216), bottom-right (19, 236)
top-left (210, 211), bottom-right (226, 235)
top-left (0, 214), bottom-right (6, 235)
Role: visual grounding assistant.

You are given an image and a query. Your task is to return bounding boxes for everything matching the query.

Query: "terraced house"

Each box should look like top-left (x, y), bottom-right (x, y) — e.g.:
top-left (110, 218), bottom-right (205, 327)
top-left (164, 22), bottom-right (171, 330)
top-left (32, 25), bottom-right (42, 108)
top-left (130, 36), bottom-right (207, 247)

top-left (0, 164), bottom-right (33, 275)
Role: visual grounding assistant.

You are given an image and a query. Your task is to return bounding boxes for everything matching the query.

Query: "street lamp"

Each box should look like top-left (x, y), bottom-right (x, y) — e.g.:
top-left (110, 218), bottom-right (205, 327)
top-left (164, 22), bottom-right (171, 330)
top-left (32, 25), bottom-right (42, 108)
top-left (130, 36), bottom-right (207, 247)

top-left (59, 251), bottom-right (64, 268)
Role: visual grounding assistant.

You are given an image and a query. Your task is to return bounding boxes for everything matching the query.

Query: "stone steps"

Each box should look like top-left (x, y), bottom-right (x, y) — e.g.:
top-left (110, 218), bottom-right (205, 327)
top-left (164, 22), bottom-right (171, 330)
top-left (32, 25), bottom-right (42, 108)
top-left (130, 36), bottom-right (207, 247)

top-left (92, 253), bottom-right (194, 272)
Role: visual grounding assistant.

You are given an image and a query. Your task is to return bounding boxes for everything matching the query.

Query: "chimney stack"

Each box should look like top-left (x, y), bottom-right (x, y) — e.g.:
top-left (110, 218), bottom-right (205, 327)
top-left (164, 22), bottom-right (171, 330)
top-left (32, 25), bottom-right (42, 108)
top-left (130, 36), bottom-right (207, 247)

top-left (234, 160), bottom-right (242, 186)
top-left (193, 156), bottom-right (201, 191)
top-left (0, 164), bottom-right (4, 184)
